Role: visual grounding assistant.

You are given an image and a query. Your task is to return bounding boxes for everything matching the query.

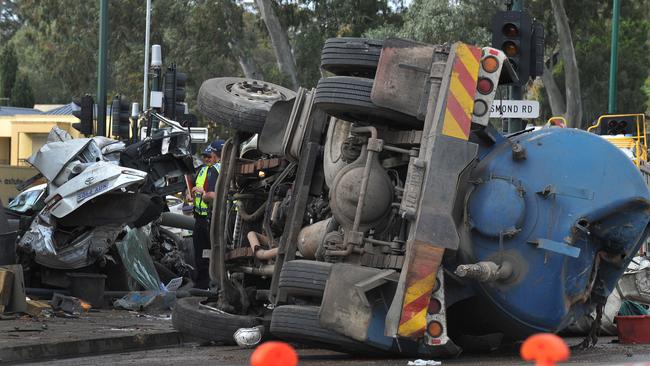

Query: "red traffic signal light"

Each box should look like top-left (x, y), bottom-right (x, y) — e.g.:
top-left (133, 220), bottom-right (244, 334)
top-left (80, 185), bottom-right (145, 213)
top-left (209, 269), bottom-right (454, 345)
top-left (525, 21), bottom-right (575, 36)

top-left (502, 23), bottom-right (520, 37)
top-left (492, 11), bottom-right (532, 86)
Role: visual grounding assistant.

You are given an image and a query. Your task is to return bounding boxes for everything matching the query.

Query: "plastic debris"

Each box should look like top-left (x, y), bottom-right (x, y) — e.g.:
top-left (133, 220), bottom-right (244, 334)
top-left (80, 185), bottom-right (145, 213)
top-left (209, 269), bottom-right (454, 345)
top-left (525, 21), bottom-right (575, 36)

top-left (115, 226), bottom-right (162, 291)
top-left (51, 293), bottom-right (87, 317)
top-left (234, 325), bottom-right (264, 348)
top-left (112, 290), bottom-right (175, 311)
top-left (407, 360), bottom-right (442, 366)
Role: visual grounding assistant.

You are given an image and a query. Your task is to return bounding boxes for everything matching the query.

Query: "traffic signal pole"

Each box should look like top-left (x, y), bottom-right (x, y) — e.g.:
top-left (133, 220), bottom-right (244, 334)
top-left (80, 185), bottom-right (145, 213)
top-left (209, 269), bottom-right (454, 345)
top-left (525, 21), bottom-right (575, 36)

top-left (608, 0), bottom-right (620, 114)
top-left (507, 0), bottom-right (524, 133)
top-left (96, 0), bottom-right (108, 137)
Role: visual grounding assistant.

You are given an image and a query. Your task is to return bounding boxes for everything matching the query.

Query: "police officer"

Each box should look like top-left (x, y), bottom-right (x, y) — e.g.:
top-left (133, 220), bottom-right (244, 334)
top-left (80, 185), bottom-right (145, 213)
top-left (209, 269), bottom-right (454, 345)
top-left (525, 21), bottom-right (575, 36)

top-left (192, 139), bottom-right (224, 288)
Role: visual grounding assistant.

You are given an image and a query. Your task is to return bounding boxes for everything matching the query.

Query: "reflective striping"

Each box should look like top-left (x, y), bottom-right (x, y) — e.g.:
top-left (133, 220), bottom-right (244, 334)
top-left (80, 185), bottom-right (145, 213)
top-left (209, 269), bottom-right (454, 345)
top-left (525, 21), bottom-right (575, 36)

top-left (441, 43), bottom-right (481, 141)
top-left (397, 243), bottom-right (445, 338)
top-left (402, 272), bottom-right (436, 305)
top-left (456, 43), bottom-right (480, 78)
top-left (398, 307), bottom-right (428, 338)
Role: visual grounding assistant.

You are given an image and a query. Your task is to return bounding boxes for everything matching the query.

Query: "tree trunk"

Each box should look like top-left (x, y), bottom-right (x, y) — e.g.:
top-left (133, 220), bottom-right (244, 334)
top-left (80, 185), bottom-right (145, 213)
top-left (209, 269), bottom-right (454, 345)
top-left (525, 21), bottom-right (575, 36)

top-left (254, 0), bottom-right (299, 90)
top-left (550, 0), bottom-right (582, 128)
top-left (541, 63), bottom-right (566, 117)
top-left (227, 40), bottom-right (263, 80)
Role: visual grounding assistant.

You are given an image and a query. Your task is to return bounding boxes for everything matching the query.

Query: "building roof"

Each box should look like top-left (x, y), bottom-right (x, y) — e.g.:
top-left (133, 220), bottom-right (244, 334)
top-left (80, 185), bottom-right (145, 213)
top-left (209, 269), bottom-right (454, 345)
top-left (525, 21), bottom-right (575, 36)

top-left (0, 106), bottom-right (44, 116)
top-left (34, 104), bottom-right (66, 112)
top-left (43, 103), bottom-right (76, 115)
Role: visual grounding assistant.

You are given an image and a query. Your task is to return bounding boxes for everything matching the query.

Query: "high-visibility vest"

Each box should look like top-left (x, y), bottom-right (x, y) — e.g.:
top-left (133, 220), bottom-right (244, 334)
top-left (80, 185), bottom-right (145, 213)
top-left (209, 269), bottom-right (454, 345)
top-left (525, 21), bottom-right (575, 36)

top-left (193, 163), bottom-right (220, 216)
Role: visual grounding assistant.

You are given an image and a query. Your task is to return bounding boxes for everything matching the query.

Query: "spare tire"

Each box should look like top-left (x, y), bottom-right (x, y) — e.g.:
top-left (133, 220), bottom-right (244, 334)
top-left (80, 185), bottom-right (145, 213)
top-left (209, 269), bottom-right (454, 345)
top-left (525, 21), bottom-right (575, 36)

top-left (172, 297), bottom-right (260, 344)
top-left (321, 38), bottom-right (383, 78)
top-left (197, 77), bottom-right (296, 133)
top-left (314, 76), bottom-right (423, 129)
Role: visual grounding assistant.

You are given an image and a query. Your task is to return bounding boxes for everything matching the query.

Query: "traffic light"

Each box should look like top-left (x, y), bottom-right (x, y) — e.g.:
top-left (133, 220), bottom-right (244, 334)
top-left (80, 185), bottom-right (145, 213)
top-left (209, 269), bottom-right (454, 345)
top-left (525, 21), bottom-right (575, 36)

top-left (530, 21), bottom-right (545, 78)
top-left (111, 95), bottom-right (131, 140)
top-left (163, 64), bottom-right (187, 120)
top-left (72, 95), bottom-right (94, 135)
top-left (491, 11), bottom-right (532, 86)
top-left (597, 115), bottom-right (642, 136)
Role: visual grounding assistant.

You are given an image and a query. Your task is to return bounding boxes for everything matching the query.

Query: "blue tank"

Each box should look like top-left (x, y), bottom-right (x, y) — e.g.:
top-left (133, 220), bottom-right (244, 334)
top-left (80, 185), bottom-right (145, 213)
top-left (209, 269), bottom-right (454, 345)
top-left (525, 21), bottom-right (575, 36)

top-left (459, 127), bottom-right (650, 337)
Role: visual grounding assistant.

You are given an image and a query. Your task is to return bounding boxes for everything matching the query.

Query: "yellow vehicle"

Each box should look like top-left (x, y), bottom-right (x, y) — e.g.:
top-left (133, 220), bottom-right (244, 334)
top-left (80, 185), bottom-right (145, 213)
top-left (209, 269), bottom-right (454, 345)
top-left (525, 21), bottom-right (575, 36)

top-left (587, 113), bottom-right (648, 168)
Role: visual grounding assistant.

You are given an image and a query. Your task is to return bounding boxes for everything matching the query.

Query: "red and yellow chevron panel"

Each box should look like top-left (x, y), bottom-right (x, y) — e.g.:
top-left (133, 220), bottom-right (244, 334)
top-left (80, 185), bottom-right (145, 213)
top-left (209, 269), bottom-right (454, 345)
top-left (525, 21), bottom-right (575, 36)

top-left (441, 43), bottom-right (482, 141)
top-left (397, 242), bottom-right (445, 338)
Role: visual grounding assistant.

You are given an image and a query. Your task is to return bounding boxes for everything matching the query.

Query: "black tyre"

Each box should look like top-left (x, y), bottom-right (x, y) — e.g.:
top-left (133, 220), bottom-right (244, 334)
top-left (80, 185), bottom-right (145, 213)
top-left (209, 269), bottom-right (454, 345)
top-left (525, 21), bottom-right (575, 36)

top-left (278, 260), bottom-right (332, 298)
top-left (197, 77), bottom-right (296, 133)
top-left (270, 305), bottom-right (386, 355)
top-left (314, 76), bottom-right (423, 129)
top-left (321, 37), bottom-right (383, 78)
top-left (172, 297), bottom-right (259, 344)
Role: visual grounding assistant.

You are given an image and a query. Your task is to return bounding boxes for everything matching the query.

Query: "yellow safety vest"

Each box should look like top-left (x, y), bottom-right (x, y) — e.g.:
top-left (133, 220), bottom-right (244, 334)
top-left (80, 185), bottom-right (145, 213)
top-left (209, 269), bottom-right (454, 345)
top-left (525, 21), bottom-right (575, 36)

top-left (194, 163), bottom-right (220, 216)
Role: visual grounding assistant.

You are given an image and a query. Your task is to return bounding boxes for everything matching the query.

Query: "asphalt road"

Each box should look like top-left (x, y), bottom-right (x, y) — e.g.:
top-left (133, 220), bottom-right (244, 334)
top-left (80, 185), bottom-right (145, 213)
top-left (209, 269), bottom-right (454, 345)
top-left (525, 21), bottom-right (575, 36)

top-left (23, 337), bottom-right (650, 366)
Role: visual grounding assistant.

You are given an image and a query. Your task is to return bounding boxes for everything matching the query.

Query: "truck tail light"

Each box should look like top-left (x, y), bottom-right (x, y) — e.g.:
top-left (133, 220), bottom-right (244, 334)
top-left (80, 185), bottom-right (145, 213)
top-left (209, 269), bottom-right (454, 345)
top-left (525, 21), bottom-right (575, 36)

top-left (473, 100), bottom-right (488, 117)
top-left (472, 47), bottom-right (508, 127)
top-left (424, 268), bottom-right (449, 346)
top-left (477, 78), bottom-right (494, 94)
top-left (481, 56), bottom-right (499, 73)
top-left (427, 321), bottom-right (443, 338)
top-left (427, 298), bottom-right (442, 314)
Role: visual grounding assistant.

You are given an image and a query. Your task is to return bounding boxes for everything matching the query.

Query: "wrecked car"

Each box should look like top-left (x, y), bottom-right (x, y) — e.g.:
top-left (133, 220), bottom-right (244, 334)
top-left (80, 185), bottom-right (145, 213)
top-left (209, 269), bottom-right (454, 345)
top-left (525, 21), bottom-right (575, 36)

top-left (15, 125), bottom-right (195, 291)
top-left (172, 37), bottom-right (650, 357)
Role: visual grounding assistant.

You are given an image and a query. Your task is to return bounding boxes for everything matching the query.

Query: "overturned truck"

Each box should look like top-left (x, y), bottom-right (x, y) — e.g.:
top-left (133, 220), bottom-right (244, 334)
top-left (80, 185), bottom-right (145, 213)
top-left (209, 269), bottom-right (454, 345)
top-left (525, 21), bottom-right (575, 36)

top-left (172, 38), bottom-right (650, 356)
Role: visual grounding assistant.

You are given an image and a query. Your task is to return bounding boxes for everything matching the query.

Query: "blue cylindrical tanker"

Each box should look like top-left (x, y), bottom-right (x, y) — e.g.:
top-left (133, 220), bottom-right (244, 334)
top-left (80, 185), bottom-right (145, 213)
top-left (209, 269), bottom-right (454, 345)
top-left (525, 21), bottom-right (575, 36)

top-left (454, 127), bottom-right (650, 338)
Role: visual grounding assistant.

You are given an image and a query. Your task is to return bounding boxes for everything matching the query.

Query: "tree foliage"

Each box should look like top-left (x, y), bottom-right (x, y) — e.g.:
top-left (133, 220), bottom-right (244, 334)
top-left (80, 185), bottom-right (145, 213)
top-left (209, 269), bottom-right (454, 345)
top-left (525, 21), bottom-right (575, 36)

top-left (0, 0), bottom-right (648, 126)
top-left (0, 44), bottom-right (17, 99)
top-left (10, 72), bottom-right (34, 107)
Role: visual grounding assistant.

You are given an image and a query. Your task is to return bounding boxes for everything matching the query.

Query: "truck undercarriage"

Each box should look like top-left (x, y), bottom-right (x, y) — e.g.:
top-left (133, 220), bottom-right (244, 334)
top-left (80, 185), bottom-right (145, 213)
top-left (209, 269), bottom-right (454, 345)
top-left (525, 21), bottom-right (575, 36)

top-left (172, 37), bottom-right (650, 357)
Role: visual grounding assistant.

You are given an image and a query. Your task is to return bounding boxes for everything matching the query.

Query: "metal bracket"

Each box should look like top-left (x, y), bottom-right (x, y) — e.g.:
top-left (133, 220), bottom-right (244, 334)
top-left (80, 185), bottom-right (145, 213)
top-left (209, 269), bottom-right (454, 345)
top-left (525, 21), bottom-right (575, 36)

top-left (528, 238), bottom-right (581, 258)
top-left (354, 270), bottom-right (397, 307)
top-left (536, 185), bottom-right (594, 200)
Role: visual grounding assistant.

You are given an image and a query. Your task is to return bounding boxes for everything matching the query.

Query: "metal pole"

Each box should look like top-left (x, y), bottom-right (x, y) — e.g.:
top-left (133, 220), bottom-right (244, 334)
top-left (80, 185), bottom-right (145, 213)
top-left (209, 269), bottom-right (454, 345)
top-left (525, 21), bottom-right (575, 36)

top-left (96, 0), bottom-right (108, 137)
top-left (507, 0), bottom-right (524, 133)
top-left (608, 0), bottom-right (620, 114)
top-left (142, 0), bottom-right (152, 110)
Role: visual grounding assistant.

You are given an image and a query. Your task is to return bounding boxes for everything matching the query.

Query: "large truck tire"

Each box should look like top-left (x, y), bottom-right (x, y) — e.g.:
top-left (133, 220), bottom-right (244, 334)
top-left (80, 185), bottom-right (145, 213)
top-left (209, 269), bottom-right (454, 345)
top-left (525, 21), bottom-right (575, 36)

top-left (314, 76), bottom-right (422, 129)
top-left (321, 37), bottom-right (383, 78)
top-left (278, 260), bottom-right (332, 298)
top-left (197, 77), bottom-right (296, 134)
top-left (270, 305), bottom-right (386, 355)
top-left (172, 297), bottom-right (259, 344)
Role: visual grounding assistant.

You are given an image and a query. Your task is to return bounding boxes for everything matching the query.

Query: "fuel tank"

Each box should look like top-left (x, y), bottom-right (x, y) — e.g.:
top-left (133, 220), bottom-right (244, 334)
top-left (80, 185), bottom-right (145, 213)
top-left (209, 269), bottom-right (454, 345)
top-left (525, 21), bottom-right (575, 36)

top-left (459, 127), bottom-right (650, 337)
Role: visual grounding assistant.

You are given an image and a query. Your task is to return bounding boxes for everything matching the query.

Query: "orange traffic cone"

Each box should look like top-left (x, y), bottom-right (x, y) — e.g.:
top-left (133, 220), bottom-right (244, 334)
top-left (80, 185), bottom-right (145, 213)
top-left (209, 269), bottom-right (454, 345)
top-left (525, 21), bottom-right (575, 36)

top-left (520, 333), bottom-right (570, 366)
top-left (250, 341), bottom-right (298, 366)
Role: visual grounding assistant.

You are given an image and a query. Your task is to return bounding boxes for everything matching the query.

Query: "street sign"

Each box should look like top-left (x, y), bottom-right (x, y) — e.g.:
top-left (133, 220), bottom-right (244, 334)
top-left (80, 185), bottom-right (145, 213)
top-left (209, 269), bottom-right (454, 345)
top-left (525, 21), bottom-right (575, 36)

top-left (490, 100), bottom-right (540, 118)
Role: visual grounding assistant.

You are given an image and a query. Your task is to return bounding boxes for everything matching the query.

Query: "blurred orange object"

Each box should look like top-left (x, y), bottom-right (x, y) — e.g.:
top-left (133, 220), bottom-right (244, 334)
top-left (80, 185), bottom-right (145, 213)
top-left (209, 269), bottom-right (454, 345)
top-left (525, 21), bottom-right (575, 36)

top-left (250, 341), bottom-right (298, 366)
top-left (520, 333), bottom-right (569, 366)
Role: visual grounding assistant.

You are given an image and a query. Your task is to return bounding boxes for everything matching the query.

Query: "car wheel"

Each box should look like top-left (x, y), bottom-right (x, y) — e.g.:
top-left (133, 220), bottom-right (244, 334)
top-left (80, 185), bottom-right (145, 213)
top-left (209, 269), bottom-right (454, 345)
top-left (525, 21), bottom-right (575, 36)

top-left (172, 297), bottom-right (260, 344)
top-left (197, 77), bottom-right (296, 133)
top-left (321, 37), bottom-right (383, 78)
top-left (314, 76), bottom-right (423, 129)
